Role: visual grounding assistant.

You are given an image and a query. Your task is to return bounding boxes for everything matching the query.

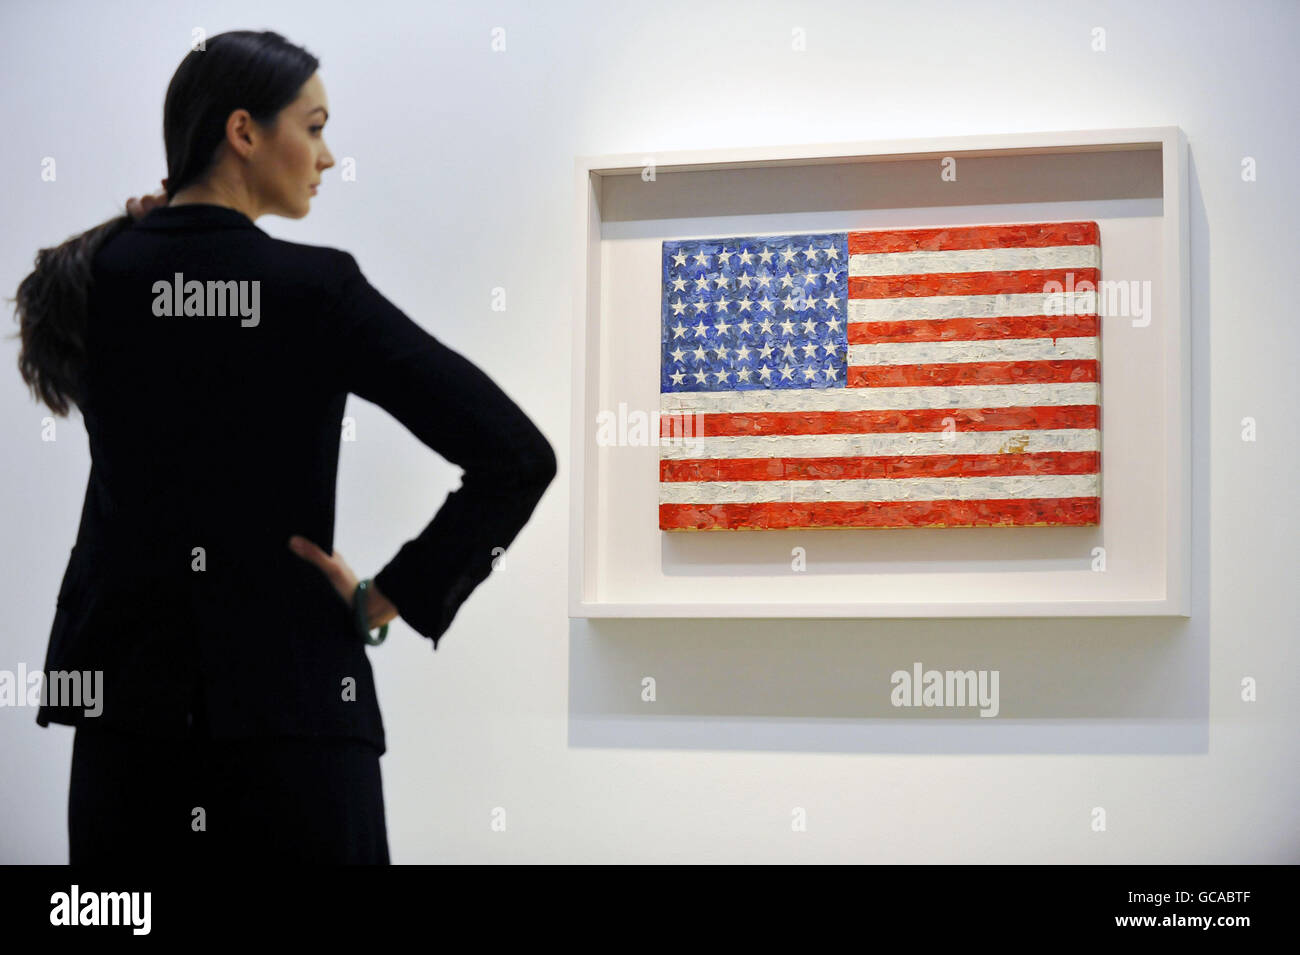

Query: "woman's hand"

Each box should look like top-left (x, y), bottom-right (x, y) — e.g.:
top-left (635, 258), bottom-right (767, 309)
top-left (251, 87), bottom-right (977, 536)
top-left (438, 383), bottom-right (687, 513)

top-left (288, 535), bottom-right (399, 631)
top-left (126, 179), bottom-right (169, 220)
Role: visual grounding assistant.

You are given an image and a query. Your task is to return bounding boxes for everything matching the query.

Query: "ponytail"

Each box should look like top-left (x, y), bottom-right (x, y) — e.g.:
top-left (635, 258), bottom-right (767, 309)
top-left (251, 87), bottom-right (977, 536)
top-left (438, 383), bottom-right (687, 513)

top-left (10, 214), bottom-right (134, 416)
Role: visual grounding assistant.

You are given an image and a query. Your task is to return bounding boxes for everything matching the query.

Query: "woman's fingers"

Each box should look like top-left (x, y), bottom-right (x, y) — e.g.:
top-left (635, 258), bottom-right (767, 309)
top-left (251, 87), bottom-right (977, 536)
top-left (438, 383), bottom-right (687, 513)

top-left (288, 535), bottom-right (357, 605)
top-left (288, 534), bottom-right (329, 566)
top-left (125, 182), bottom-right (170, 221)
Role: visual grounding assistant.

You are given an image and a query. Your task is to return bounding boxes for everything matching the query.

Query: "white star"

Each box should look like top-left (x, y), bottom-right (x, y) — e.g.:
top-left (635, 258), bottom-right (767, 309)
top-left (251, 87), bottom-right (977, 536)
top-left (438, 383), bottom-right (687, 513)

top-left (825, 246), bottom-right (840, 260)
top-left (736, 273), bottom-right (753, 288)
top-left (735, 343), bottom-right (751, 362)
top-left (824, 363), bottom-right (839, 381)
top-left (803, 272), bottom-right (819, 286)
top-left (735, 367), bottom-right (751, 382)
top-left (758, 317), bottom-right (774, 335)
top-left (713, 274), bottom-right (729, 289)
top-left (779, 273), bottom-right (794, 289)
top-left (781, 293), bottom-right (800, 311)
top-left (779, 318), bottom-right (796, 335)
top-left (737, 296), bottom-right (753, 313)
top-left (693, 275), bottom-right (710, 292)
top-left (714, 316), bottom-right (731, 335)
top-left (758, 341), bottom-right (774, 359)
top-left (821, 268), bottom-right (838, 284)
top-left (805, 243), bottom-right (819, 259)
top-left (823, 295), bottom-right (840, 311)
top-left (758, 249), bottom-right (774, 264)
top-left (779, 363), bottom-right (795, 380)
top-left (692, 345), bottom-right (708, 362)
top-left (759, 297), bottom-right (776, 314)
top-left (693, 320), bottom-right (709, 337)
top-left (715, 344), bottom-right (730, 361)
top-left (737, 318), bottom-right (752, 334)
top-left (692, 300), bottom-right (709, 314)
top-left (780, 341), bottom-right (797, 359)
top-left (738, 249), bottom-right (754, 266)
top-left (755, 273), bottom-right (773, 289)
top-left (672, 250), bottom-right (688, 267)
top-left (780, 245), bottom-right (799, 264)
top-left (801, 316), bottom-right (819, 335)
top-left (692, 251), bottom-right (710, 267)
top-left (758, 364), bottom-right (773, 381)
top-left (824, 316), bottom-right (842, 332)
top-left (802, 365), bottom-right (817, 381)
top-left (693, 369), bottom-right (709, 385)
top-left (670, 346), bottom-right (686, 362)
top-left (671, 322), bottom-right (687, 338)
top-left (670, 297), bottom-right (687, 316)
top-left (670, 369), bottom-right (685, 385)
top-left (716, 248), bottom-right (732, 267)
top-left (715, 295), bottom-right (730, 313)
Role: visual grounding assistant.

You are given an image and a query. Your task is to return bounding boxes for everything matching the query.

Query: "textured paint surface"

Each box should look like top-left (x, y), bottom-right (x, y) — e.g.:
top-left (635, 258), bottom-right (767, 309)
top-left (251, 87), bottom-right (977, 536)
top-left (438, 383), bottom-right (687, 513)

top-left (658, 223), bottom-right (1101, 530)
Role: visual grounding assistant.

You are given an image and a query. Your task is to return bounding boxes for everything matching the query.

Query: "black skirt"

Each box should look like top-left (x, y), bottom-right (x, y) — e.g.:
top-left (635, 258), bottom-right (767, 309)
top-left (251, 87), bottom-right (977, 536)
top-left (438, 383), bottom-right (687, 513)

top-left (68, 697), bottom-right (390, 865)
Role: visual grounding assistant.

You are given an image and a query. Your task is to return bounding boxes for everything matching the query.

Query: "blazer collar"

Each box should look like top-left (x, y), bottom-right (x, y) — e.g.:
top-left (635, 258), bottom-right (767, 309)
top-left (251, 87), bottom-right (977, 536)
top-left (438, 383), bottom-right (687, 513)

top-left (134, 203), bottom-right (266, 234)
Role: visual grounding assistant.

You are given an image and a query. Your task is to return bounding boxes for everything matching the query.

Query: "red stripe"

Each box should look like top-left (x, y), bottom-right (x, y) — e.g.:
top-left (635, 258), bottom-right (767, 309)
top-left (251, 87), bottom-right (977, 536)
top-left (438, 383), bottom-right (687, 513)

top-left (660, 404), bottom-right (1098, 437)
top-left (660, 497), bottom-right (1100, 529)
top-left (848, 268), bottom-right (1099, 299)
top-left (661, 451), bottom-right (1099, 482)
top-left (847, 359), bottom-right (1097, 387)
top-left (847, 314), bottom-right (1098, 344)
top-left (847, 222), bottom-right (1100, 255)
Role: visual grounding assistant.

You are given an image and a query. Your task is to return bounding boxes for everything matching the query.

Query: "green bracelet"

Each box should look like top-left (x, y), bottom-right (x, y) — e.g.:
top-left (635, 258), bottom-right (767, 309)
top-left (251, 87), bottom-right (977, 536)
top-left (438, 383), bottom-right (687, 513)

top-left (354, 578), bottom-right (389, 646)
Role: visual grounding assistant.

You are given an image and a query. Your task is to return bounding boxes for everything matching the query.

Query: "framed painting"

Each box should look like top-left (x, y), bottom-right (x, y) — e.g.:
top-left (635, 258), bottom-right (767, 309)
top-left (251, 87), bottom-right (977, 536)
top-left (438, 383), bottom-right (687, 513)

top-left (657, 222), bottom-right (1102, 532)
top-left (571, 127), bottom-right (1189, 619)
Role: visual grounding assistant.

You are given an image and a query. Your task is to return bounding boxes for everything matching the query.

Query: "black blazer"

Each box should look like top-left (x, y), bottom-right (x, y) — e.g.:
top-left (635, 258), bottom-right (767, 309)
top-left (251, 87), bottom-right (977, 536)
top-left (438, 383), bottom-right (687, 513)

top-left (35, 203), bottom-right (557, 755)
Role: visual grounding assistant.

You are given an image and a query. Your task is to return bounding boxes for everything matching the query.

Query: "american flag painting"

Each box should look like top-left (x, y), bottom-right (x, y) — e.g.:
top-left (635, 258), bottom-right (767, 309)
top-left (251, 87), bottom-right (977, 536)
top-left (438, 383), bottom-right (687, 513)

top-left (658, 222), bottom-right (1101, 530)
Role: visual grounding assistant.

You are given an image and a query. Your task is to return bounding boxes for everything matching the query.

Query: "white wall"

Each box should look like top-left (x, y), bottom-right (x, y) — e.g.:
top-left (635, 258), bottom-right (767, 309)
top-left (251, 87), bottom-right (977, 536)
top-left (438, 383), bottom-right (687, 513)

top-left (1, 0), bottom-right (1295, 863)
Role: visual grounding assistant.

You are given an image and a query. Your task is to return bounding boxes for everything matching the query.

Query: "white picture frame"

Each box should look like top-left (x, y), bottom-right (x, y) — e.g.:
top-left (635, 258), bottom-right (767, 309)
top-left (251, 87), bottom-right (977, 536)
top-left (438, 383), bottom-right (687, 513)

top-left (569, 126), bottom-right (1190, 620)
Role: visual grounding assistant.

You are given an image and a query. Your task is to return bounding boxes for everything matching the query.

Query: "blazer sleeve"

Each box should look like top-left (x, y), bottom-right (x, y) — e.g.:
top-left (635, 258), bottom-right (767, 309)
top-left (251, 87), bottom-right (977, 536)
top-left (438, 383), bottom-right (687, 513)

top-left (323, 251), bottom-right (558, 649)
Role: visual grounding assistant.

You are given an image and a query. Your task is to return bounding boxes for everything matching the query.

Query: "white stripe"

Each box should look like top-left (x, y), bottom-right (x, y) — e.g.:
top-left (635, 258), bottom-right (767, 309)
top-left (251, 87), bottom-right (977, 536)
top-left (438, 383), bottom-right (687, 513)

top-left (658, 428), bottom-right (1099, 460)
top-left (848, 244), bottom-right (1099, 276)
top-left (659, 382), bottom-right (1099, 412)
top-left (847, 336), bottom-right (1097, 366)
top-left (660, 473), bottom-right (1099, 503)
top-left (848, 291), bottom-right (1096, 322)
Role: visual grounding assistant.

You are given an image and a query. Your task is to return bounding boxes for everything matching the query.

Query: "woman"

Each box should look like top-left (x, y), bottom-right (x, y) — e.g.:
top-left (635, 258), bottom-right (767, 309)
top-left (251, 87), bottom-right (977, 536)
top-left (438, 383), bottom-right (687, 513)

top-left (11, 30), bottom-right (557, 864)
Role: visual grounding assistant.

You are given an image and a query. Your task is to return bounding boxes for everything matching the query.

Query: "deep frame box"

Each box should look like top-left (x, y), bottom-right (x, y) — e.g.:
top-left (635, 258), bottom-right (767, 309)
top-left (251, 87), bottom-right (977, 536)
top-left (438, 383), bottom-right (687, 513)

top-left (570, 126), bottom-right (1190, 620)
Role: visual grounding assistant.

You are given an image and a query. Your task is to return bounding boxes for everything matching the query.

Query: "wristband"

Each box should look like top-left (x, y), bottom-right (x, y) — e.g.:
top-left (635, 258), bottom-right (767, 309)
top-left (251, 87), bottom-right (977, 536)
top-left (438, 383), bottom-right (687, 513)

top-left (354, 578), bottom-right (389, 646)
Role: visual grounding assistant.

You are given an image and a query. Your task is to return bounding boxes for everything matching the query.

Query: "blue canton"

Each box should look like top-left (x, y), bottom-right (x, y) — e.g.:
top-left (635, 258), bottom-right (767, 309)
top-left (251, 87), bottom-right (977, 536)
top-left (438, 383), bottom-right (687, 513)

top-left (660, 232), bottom-right (849, 393)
